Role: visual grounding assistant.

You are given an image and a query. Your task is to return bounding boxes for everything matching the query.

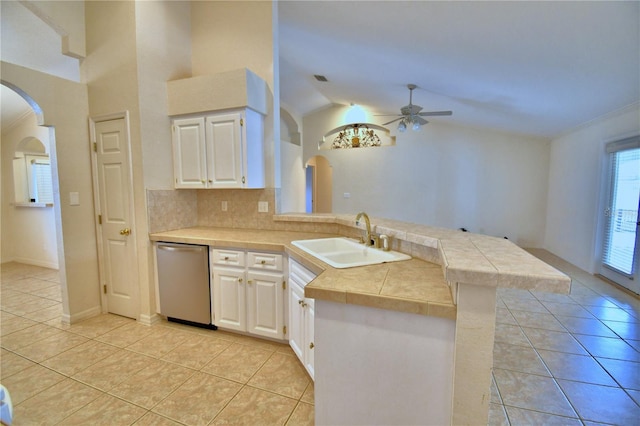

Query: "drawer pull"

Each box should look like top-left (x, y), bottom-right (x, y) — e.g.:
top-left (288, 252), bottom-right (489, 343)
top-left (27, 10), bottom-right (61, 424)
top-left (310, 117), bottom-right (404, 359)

top-left (224, 256), bottom-right (230, 260)
top-left (247, 280), bottom-right (253, 285)
top-left (260, 260), bottom-right (266, 265)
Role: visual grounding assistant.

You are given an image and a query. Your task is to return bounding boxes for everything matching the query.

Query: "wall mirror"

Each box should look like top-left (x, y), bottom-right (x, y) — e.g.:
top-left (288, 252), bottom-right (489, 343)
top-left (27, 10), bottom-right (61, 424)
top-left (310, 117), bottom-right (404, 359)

top-left (13, 137), bottom-right (54, 205)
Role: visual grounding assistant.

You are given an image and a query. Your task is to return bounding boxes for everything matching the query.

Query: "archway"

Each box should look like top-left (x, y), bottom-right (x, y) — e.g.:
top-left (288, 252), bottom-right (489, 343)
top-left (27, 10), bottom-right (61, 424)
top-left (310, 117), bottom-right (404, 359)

top-left (305, 155), bottom-right (333, 213)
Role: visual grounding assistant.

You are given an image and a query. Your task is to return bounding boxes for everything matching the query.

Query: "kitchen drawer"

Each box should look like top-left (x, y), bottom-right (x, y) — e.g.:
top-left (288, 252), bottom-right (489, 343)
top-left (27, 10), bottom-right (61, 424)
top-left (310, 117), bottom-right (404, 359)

top-left (211, 248), bottom-right (245, 267)
top-left (247, 251), bottom-right (283, 271)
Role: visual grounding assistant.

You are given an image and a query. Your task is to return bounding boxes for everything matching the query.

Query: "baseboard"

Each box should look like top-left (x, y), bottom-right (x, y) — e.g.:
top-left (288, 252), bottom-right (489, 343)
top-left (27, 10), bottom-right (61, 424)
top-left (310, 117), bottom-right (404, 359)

top-left (10, 257), bottom-right (59, 270)
top-left (62, 305), bottom-right (102, 324)
top-left (138, 313), bottom-right (161, 326)
top-left (595, 274), bottom-right (640, 300)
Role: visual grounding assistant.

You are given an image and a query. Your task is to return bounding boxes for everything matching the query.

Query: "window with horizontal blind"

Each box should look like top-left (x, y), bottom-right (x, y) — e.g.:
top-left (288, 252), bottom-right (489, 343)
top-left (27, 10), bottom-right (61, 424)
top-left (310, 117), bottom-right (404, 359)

top-left (602, 136), bottom-right (640, 277)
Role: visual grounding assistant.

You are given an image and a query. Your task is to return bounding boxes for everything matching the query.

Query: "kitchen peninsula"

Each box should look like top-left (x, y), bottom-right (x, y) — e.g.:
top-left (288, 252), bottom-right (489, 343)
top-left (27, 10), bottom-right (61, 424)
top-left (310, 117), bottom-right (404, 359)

top-left (150, 213), bottom-right (571, 425)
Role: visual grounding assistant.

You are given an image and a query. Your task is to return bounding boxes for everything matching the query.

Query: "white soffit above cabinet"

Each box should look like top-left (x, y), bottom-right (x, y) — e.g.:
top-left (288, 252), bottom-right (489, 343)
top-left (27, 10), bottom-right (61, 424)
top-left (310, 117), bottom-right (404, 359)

top-left (167, 68), bottom-right (268, 116)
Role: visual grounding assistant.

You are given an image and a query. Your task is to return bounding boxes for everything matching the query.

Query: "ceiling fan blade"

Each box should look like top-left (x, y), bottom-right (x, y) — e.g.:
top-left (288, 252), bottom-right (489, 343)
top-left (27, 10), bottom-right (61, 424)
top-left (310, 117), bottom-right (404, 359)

top-left (382, 117), bottom-right (404, 126)
top-left (415, 116), bottom-right (428, 125)
top-left (418, 111), bottom-right (453, 117)
top-left (374, 114), bottom-right (402, 117)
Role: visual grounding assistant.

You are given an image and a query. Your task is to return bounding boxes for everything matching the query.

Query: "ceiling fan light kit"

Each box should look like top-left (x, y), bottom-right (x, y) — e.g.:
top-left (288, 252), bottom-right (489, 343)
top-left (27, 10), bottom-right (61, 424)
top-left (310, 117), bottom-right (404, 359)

top-left (378, 84), bottom-right (453, 133)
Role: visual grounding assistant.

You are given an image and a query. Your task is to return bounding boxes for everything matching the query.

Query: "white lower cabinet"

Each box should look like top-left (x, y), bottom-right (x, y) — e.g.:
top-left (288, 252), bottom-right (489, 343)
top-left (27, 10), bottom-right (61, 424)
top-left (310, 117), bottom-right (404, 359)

top-left (289, 259), bottom-right (316, 379)
top-left (211, 248), bottom-right (286, 340)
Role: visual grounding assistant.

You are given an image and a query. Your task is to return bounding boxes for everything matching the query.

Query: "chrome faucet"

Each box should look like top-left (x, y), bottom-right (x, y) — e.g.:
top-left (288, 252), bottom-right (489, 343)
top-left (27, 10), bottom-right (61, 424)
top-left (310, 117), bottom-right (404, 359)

top-left (355, 212), bottom-right (372, 246)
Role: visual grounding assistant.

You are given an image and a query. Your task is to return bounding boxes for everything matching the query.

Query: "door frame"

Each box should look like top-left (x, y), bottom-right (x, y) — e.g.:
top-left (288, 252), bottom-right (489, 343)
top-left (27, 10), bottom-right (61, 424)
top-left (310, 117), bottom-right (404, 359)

top-left (594, 134), bottom-right (640, 292)
top-left (89, 111), bottom-right (140, 315)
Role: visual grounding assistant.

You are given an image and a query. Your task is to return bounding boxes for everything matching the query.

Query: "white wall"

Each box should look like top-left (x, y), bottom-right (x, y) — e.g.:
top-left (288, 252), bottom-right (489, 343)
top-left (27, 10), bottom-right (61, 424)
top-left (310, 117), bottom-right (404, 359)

top-left (544, 104), bottom-right (640, 273)
top-left (1, 110), bottom-right (58, 268)
top-left (301, 105), bottom-right (551, 247)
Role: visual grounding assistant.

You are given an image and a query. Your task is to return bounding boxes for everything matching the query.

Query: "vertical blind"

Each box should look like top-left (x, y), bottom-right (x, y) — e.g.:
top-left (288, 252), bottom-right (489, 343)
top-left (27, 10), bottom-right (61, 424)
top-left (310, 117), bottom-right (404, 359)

top-left (602, 136), bottom-right (640, 276)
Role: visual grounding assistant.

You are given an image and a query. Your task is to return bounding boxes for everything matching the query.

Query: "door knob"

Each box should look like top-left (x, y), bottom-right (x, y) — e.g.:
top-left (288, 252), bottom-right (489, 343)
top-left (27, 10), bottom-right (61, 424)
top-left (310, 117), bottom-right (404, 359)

top-left (309, 342), bottom-right (314, 349)
top-left (119, 228), bottom-right (131, 236)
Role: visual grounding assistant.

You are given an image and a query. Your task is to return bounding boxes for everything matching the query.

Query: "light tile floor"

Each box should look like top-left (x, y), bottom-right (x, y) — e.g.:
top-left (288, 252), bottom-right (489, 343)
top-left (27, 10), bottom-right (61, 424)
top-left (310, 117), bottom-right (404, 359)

top-left (490, 249), bottom-right (640, 426)
top-left (1, 249), bottom-right (638, 425)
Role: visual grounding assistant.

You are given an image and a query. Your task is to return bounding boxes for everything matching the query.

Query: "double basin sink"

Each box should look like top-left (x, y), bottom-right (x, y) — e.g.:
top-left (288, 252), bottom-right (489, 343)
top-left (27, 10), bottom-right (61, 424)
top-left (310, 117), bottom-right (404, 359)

top-left (291, 237), bottom-right (411, 269)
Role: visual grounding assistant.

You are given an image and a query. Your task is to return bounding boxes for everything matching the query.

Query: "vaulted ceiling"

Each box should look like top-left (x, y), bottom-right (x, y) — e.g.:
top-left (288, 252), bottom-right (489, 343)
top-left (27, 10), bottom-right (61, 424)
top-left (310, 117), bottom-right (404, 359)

top-left (278, 1), bottom-right (640, 138)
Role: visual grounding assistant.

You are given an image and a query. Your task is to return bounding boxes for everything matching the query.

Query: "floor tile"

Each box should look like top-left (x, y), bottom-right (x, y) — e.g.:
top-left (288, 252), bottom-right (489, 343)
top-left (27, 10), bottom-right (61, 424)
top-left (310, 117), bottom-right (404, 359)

top-left (211, 385), bottom-right (297, 425)
top-left (490, 375), bottom-right (502, 404)
top-left (13, 378), bottom-right (101, 426)
top-left (510, 310), bottom-right (566, 332)
top-left (495, 307), bottom-right (518, 325)
top-left (58, 393), bottom-right (146, 425)
top-left (109, 359), bottom-right (195, 409)
top-left (301, 381), bottom-right (314, 404)
top-left (494, 323), bottom-right (531, 347)
top-left (596, 357), bottom-right (640, 390)
top-left (585, 306), bottom-right (639, 323)
top-left (601, 319), bottom-right (640, 340)
top-left (41, 340), bottom-right (121, 376)
top-left (66, 314), bottom-right (133, 338)
top-left (248, 352), bottom-right (311, 398)
top-left (0, 313), bottom-right (38, 336)
top-left (627, 388), bottom-right (640, 406)
top-left (133, 411), bottom-right (184, 426)
top-left (493, 369), bottom-right (577, 417)
top-left (152, 371), bottom-right (242, 426)
top-left (94, 321), bottom-right (157, 347)
top-left (202, 342), bottom-right (273, 383)
top-left (125, 327), bottom-right (191, 358)
top-left (555, 315), bottom-right (618, 338)
top-left (573, 334), bottom-right (640, 362)
top-left (1, 364), bottom-right (65, 404)
top-left (161, 334), bottom-right (231, 369)
top-left (0, 323), bottom-right (64, 351)
top-left (504, 406), bottom-right (582, 425)
top-left (557, 379), bottom-right (640, 424)
top-left (493, 342), bottom-right (550, 376)
top-left (521, 327), bottom-right (589, 355)
top-left (537, 349), bottom-right (618, 386)
top-left (0, 349), bottom-right (37, 379)
top-left (540, 301), bottom-right (596, 319)
top-left (21, 302), bottom-right (63, 322)
top-left (13, 330), bottom-right (88, 362)
top-left (72, 349), bottom-right (157, 391)
top-left (487, 403), bottom-right (508, 426)
top-left (286, 401), bottom-right (315, 426)
top-left (501, 297), bottom-right (549, 314)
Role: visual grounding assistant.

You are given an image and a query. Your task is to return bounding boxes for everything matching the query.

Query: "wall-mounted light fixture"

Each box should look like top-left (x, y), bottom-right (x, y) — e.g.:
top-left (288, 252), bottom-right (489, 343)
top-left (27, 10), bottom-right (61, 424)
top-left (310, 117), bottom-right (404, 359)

top-left (331, 123), bottom-right (381, 149)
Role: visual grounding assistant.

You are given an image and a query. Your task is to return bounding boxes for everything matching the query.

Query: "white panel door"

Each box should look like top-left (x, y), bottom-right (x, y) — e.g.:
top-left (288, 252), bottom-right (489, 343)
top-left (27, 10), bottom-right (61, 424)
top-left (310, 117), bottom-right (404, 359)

top-left (206, 112), bottom-right (244, 188)
top-left (247, 270), bottom-right (284, 339)
top-left (213, 267), bottom-right (246, 331)
top-left (172, 117), bottom-right (207, 188)
top-left (92, 117), bottom-right (138, 319)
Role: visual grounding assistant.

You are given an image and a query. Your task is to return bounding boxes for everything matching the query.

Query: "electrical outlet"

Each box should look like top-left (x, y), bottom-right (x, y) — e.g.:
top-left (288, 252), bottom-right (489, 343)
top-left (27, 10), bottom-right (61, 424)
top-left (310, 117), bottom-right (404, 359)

top-left (221, 201), bottom-right (228, 211)
top-left (258, 201), bottom-right (269, 213)
top-left (343, 192), bottom-right (351, 199)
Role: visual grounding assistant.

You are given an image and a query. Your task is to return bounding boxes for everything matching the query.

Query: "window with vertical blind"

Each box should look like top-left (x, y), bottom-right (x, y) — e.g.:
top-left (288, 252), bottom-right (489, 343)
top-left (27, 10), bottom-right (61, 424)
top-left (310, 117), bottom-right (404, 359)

top-left (602, 136), bottom-right (640, 277)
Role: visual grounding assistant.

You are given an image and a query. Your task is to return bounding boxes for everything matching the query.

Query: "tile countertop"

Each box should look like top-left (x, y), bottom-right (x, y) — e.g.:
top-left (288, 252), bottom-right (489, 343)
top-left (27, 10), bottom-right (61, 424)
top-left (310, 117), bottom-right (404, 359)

top-left (149, 214), bottom-right (571, 320)
top-left (149, 227), bottom-right (457, 320)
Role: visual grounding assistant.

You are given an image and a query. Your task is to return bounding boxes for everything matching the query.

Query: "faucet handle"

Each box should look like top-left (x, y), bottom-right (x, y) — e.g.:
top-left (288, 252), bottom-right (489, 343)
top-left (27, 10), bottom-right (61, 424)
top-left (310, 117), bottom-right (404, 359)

top-left (380, 234), bottom-right (390, 251)
top-left (371, 235), bottom-right (381, 248)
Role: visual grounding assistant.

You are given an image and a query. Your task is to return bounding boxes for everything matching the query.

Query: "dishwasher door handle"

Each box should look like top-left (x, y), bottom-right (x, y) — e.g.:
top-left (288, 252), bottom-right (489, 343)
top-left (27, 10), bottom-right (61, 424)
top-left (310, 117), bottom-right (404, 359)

top-left (158, 245), bottom-right (205, 253)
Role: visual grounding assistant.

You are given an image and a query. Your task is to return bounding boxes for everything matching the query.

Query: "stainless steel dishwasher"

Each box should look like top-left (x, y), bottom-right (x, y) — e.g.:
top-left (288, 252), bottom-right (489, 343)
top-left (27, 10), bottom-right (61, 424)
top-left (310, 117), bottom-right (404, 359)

top-left (156, 242), bottom-right (216, 329)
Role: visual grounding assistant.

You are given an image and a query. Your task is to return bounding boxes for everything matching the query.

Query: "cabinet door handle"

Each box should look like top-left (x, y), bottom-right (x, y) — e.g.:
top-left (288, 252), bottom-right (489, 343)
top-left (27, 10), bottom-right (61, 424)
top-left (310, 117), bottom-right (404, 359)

top-left (238, 278), bottom-right (243, 283)
top-left (309, 342), bottom-right (314, 349)
top-left (247, 280), bottom-right (253, 285)
top-left (298, 299), bottom-right (304, 305)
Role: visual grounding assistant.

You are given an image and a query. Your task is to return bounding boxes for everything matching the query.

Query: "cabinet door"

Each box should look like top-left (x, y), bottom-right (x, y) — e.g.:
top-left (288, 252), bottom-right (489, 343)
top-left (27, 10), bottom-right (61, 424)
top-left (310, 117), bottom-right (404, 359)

top-left (205, 113), bottom-right (244, 188)
top-left (213, 267), bottom-right (246, 332)
top-left (305, 298), bottom-right (315, 380)
top-left (172, 117), bottom-right (207, 188)
top-left (247, 270), bottom-right (284, 340)
top-left (289, 280), bottom-right (305, 360)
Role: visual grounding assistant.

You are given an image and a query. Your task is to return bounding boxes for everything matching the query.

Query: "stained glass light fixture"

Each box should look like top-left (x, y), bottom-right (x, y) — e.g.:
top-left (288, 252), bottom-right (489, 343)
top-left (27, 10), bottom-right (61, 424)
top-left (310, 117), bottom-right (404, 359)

top-left (331, 123), bottom-right (381, 149)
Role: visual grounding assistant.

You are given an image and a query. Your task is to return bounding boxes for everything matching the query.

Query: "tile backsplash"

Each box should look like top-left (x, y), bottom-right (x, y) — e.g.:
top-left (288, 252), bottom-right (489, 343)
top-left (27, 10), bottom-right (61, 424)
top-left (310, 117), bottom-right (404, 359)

top-left (147, 188), bottom-right (277, 233)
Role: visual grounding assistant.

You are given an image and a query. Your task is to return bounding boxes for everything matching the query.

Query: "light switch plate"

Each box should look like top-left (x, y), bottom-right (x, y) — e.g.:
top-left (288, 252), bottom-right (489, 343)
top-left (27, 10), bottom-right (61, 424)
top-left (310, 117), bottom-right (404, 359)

top-left (258, 201), bottom-right (269, 213)
top-left (221, 201), bottom-right (228, 211)
top-left (69, 192), bottom-right (80, 206)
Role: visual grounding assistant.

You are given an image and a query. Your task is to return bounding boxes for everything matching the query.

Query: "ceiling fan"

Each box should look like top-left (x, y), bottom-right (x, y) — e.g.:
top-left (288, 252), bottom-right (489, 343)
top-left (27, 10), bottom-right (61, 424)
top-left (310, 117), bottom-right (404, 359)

top-left (378, 84), bottom-right (452, 132)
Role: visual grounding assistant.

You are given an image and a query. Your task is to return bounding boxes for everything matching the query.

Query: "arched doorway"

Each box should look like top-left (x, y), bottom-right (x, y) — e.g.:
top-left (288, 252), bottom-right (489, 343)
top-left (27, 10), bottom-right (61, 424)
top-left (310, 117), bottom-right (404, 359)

top-left (305, 155), bottom-right (332, 213)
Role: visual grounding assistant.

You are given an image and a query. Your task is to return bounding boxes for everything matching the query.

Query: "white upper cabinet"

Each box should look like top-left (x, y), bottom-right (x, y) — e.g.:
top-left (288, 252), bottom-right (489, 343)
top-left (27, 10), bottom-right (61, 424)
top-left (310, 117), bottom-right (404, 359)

top-left (171, 109), bottom-right (265, 189)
